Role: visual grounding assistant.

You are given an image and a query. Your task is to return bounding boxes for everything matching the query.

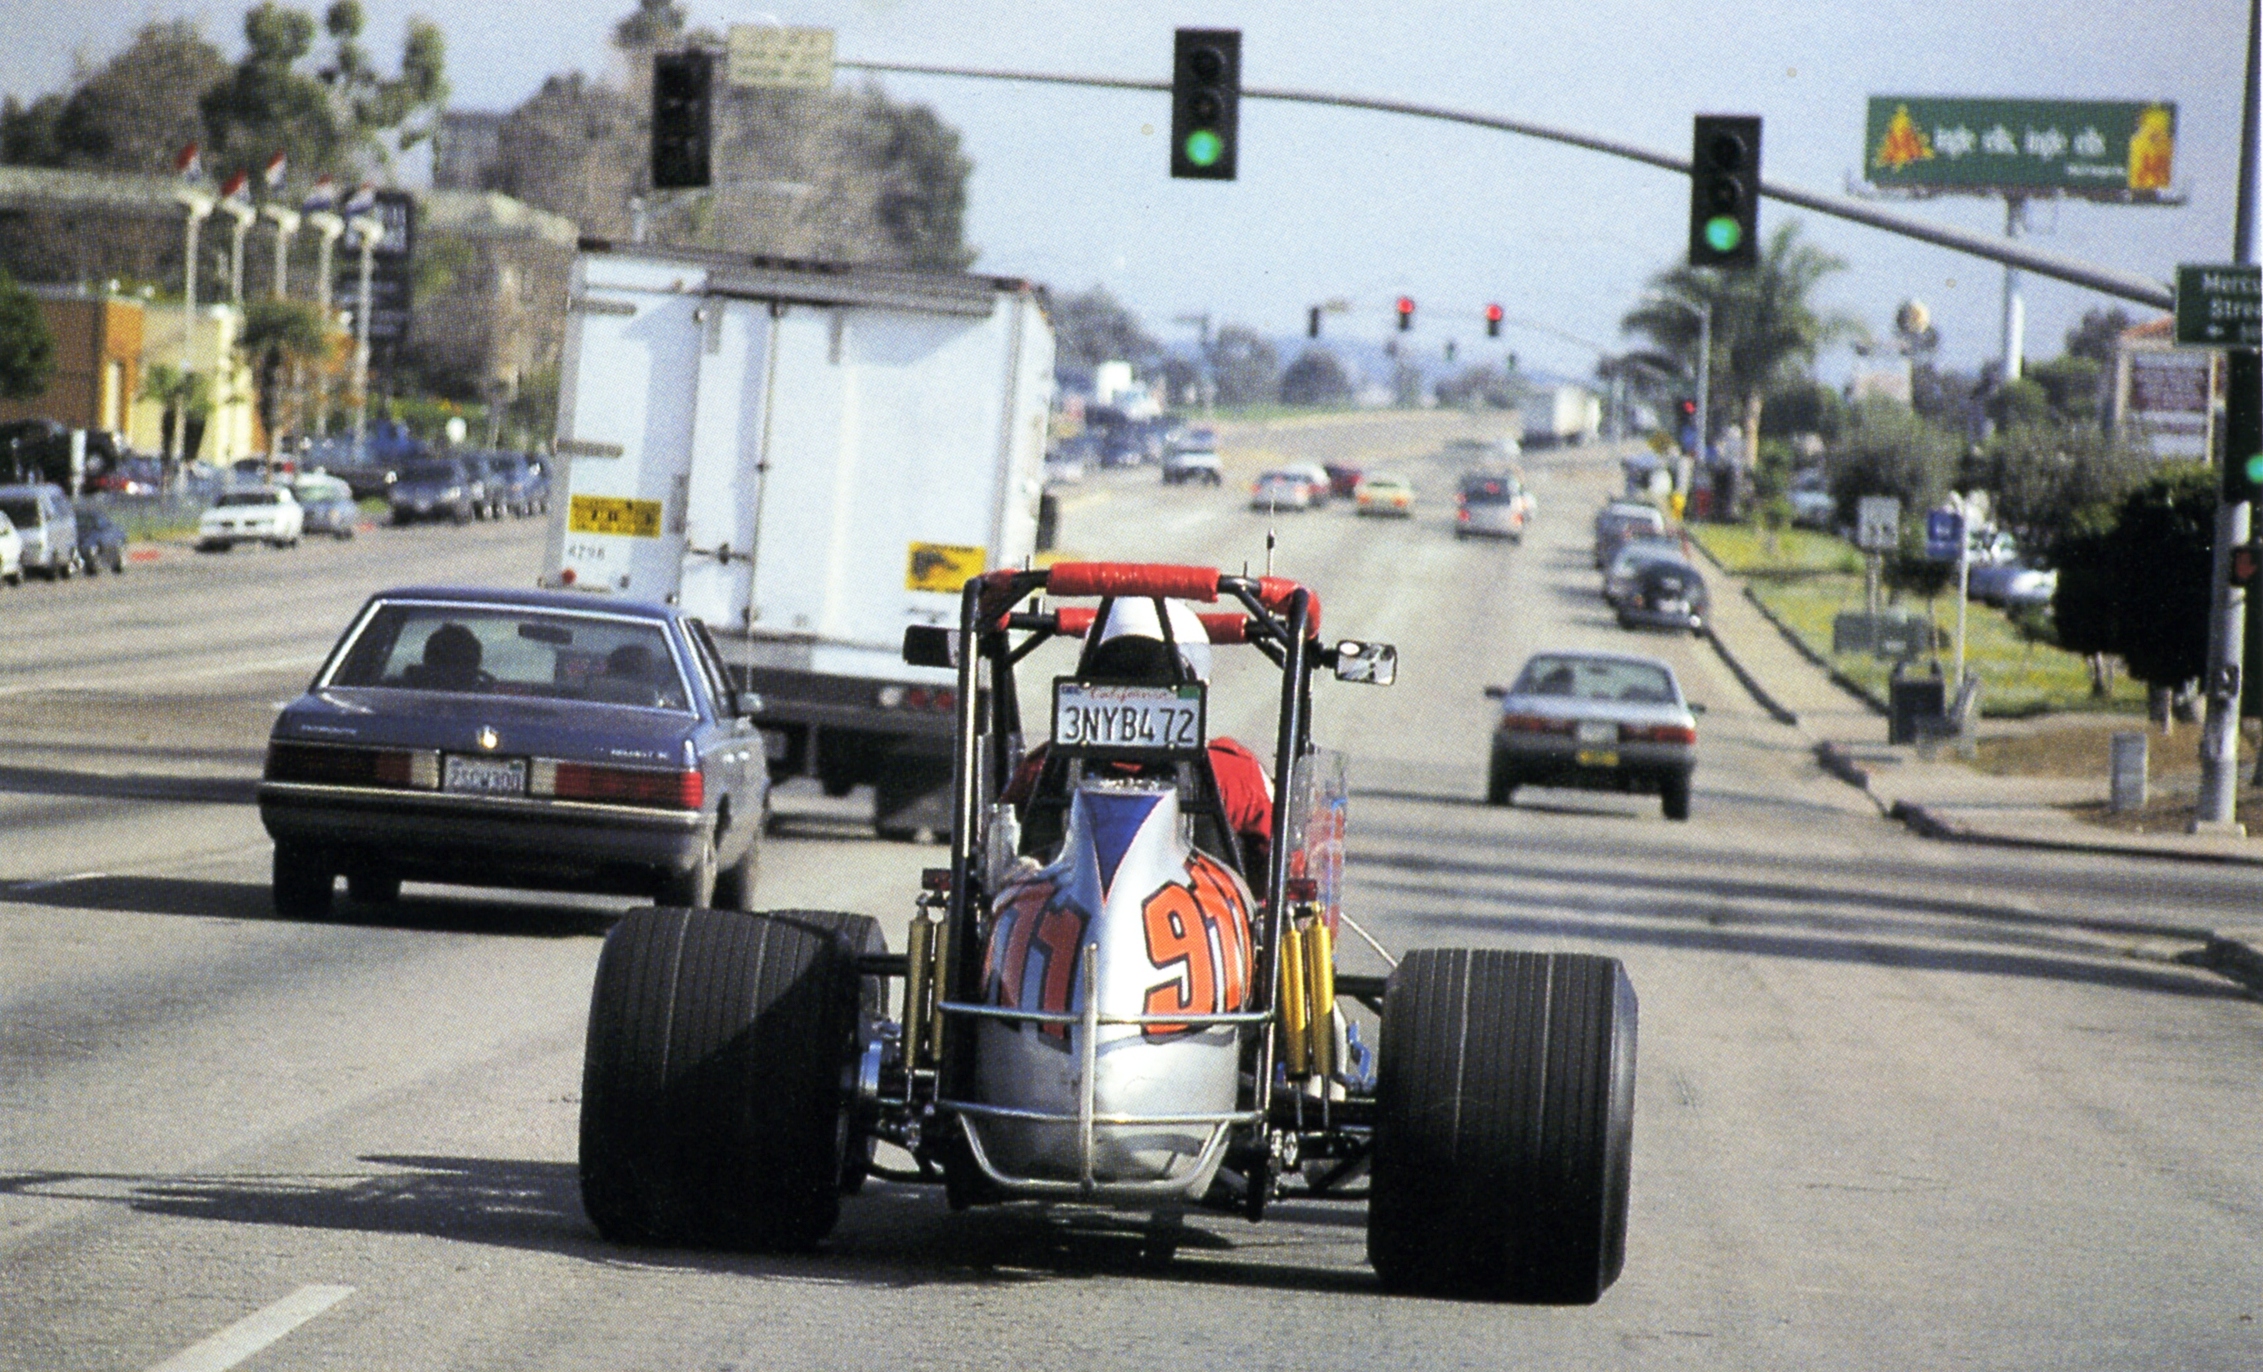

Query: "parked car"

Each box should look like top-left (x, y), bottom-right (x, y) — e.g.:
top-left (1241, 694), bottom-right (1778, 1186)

top-left (0, 510), bottom-right (21, 585)
top-left (0, 483), bottom-right (82, 578)
top-left (1166, 424), bottom-right (1215, 454)
top-left (1455, 472), bottom-right (1530, 541)
top-left (291, 473), bottom-right (361, 540)
top-left (469, 450), bottom-right (545, 517)
top-left (1593, 499), bottom-right (1667, 569)
top-left (197, 486), bottom-right (304, 550)
top-left (71, 504), bottom-right (127, 573)
top-left (1161, 446), bottom-right (1223, 485)
top-left (1250, 469), bottom-right (1315, 511)
top-left (389, 458), bottom-right (478, 525)
top-left (1787, 468), bottom-right (1836, 530)
top-left (1616, 558), bottom-right (1710, 634)
top-left (1484, 650), bottom-right (1699, 819)
top-left (258, 586), bottom-right (770, 917)
top-left (1354, 473), bottom-right (1414, 517)
top-left (1969, 561), bottom-right (2059, 610)
top-left (90, 454), bottom-right (165, 497)
top-left (1602, 535), bottom-right (1692, 606)
top-left (1324, 462), bottom-right (1365, 498)
top-left (1, 421), bottom-right (129, 486)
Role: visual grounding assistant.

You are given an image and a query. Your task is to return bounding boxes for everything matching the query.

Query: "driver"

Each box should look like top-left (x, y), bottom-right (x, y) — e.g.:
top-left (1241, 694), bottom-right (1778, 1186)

top-left (1001, 598), bottom-right (1275, 879)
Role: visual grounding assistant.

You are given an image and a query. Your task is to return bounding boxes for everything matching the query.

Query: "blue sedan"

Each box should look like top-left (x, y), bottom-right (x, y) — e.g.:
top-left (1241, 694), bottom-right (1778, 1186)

top-left (259, 587), bottom-right (769, 918)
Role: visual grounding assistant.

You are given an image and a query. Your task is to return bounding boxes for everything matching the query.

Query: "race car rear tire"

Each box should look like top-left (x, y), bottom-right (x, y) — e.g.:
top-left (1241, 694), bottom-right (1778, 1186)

top-left (578, 907), bottom-right (884, 1250)
top-left (1369, 948), bottom-right (1637, 1304)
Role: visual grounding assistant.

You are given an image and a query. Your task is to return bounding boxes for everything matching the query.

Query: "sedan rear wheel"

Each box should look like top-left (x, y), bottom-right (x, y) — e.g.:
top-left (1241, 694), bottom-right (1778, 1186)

top-left (1485, 752), bottom-right (1517, 806)
top-left (658, 836), bottom-right (718, 908)
top-left (347, 872), bottom-right (402, 904)
top-left (1661, 773), bottom-right (1691, 821)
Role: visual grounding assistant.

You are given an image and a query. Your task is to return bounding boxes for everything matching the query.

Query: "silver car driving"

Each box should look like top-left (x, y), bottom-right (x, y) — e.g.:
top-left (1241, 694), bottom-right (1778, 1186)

top-left (1483, 650), bottom-right (1698, 820)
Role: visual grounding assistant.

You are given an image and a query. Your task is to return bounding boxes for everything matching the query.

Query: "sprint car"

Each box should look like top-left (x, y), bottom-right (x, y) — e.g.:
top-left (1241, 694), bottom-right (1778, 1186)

top-left (577, 560), bottom-right (1638, 1303)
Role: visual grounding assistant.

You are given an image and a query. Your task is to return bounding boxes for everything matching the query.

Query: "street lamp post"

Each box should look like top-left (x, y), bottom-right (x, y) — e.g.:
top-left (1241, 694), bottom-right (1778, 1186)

top-left (220, 197), bottom-right (256, 305)
top-left (347, 213), bottom-right (383, 456)
top-left (1645, 296), bottom-right (1711, 501)
top-left (261, 204), bottom-right (301, 299)
top-left (306, 211), bottom-right (344, 437)
top-left (170, 190), bottom-right (215, 468)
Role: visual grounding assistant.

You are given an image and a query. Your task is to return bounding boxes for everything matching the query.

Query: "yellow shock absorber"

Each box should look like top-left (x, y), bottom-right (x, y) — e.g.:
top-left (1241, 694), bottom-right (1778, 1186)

top-left (926, 905), bottom-right (952, 1059)
top-left (1279, 922), bottom-right (1310, 1076)
top-left (903, 910), bottom-right (934, 1069)
top-left (1303, 917), bottom-right (1336, 1081)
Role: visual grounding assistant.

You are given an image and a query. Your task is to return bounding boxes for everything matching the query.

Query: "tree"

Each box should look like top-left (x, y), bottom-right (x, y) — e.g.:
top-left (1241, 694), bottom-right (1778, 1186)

top-left (200, 1), bottom-right (448, 182)
top-left (2064, 307), bottom-right (2134, 366)
top-left (1433, 361), bottom-right (1518, 409)
top-left (236, 299), bottom-right (332, 453)
top-left (0, 270), bottom-right (55, 401)
top-left (2023, 354), bottom-right (2103, 424)
top-left (1964, 420), bottom-right (2147, 563)
top-left (1051, 287), bottom-right (1160, 371)
top-left (1621, 219), bottom-right (1859, 465)
top-left (2, 21), bottom-right (230, 173)
top-left (1207, 324), bottom-right (1278, 406)
top-left (1824, 396), bottom-right (1957, 527)
top-left (2050, 463), bottom-right (2216, 693)
top-left (1278, 347), bottom-right (1353, 406)
top-left (613, 0), bottom-right (687, 47)
top-left (139, 363), bottom-right (212, 462)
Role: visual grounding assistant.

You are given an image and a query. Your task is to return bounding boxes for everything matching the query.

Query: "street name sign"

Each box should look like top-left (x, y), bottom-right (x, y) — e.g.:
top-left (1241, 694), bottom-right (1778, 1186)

top-left (1925, 507), bottom-right (1964, 562)
top-left (2175, 264), bottom-right (2261, 348)
top-left (1856, 495), bottom-right (1901, 552)
top-left (727, 25), bottom-right (835, 90)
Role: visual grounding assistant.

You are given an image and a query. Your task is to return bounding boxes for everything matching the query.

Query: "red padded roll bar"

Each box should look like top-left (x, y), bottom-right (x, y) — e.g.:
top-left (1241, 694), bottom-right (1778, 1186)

top-left (1042, 561), bottom-right (1221, 602)
top-left (1256, 576), bottom-right (1322, 636)
top-left (1050, 606), bottom-right (1250, 642)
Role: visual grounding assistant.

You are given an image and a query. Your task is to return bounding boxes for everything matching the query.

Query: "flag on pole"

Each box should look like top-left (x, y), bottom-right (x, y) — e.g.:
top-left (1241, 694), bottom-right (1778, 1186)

top-left (302, 175), bottom-right (337, 213)
top-left (262, 150), bottom-right (288, 190)
top-left (220, 169), bottom-right (251, 204)
top-left (174, 142), bottom-right (202, 179)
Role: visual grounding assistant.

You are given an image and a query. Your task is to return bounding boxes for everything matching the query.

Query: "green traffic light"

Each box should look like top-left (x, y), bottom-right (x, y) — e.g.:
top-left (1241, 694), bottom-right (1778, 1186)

top-left (1184, 129), bottom-right (1223, 168)
top-left (1703, 215), bottom-right (1743, 254)
top-left (2246, 452), bottom-right (2263, 486)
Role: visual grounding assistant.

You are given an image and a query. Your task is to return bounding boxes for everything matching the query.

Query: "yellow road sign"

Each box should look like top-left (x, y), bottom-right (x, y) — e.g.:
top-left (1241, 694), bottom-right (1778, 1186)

top-left (568, 494), bottom-right (663, 539)
top-left (906, 541), bottom-right (986, 593)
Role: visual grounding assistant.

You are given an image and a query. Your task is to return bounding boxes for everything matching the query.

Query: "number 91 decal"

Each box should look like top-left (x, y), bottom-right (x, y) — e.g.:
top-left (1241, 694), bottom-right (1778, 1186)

top-left (1140, 853), bottom-right (1252, 1039)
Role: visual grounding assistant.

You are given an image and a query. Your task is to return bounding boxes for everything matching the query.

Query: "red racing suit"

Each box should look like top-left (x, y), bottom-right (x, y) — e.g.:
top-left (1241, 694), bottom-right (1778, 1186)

top-left (1002, 737), bottom-right (1275, 880)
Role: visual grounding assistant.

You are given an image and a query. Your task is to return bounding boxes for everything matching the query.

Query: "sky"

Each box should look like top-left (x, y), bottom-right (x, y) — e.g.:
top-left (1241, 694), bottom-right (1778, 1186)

top-left (7, 0), bottom-right (2248, 386)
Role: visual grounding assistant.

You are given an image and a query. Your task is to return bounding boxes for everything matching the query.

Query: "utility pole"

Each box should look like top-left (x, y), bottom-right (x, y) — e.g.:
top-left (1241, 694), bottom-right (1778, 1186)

top-left (262, 203), bottom-right (300, 299)
top-left (1173, 312), bottom-right (1214, 413)
top-left (306, 209), bottom-right (344, 437)
top-left (169, 189), bottom-right (214, 469)
top-left (1692, 300), bottom-right (1711, 505)
top-left (1999, 196), bottom-right (2026, 382)
top-left (2197, 0), bottom-right (2262, 834)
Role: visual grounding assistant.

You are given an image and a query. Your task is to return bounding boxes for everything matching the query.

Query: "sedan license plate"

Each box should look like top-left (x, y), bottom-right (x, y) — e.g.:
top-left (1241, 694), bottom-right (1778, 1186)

top-left (1575, 748), bottom-right (1620, 768)
top-left (1053, 679), bottom-right (1205, 753)
top-left (443, 755), bottom-right (526, 795)
top-left (1574, 720), bottom-right (1618, 745)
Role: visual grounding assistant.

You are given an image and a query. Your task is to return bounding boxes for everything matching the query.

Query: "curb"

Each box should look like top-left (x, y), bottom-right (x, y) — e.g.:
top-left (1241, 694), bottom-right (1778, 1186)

top-left (1699, 623), bottom-right (1799, 726)
top-left (1813, 740), bottom-right (1873, 791)
top-left (2195, 936), bottom-right (2263, 997)
top-left (1885, 798), bottom-right (2263, 869)
top-left (1679, 532), bottom-right (1884, 717)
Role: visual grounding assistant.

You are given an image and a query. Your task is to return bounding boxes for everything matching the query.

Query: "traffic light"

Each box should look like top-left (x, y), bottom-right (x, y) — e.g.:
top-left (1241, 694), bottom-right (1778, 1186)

top-left (1308, 306), bottom-right (1321, 339)
top-left (1485, 303), bottom-right (1503, 338)
top-left (651, 50), bottom-right (714, 190)
top-left (1445, 340), bottom-right (1457, 362)
top-left (2231, 540), bottom-right (2263, 588)
top-left (1170, 29), bottom-right (1240, 180)
top-left (1689, 114), bottom-right (1761, 268)
top-left (1395, 296), bottom-right (1414, 331)
top-left (2226, 350), bottom-right (2262, 503)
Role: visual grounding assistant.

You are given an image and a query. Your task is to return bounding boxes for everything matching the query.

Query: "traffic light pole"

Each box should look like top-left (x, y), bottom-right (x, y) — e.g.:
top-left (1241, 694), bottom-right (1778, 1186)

top-left (2196, 0), bottom-right (2262, 834)
top-left (836, 59), bottom-right (2177, 310)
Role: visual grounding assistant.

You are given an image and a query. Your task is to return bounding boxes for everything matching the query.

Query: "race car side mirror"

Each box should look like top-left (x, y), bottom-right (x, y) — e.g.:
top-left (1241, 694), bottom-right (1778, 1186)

top-left (1482, 685), bottom-right (1507, 699)
top-left (1332, 639), bottom-right (1398, 686)
top-left (903, 625), bottom-right (958, 669)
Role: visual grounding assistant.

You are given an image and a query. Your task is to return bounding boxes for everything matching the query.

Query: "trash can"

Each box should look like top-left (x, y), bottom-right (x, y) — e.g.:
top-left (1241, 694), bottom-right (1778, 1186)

top-left (1887, 663), bottom-right (1947, 745)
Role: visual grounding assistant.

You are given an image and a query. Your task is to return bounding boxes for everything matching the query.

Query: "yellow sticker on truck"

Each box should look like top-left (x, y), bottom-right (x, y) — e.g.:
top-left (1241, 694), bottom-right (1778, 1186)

top-left (906, 541), bottom-right (986, 593)
top-left (568, 494), bottom-right (663, 538)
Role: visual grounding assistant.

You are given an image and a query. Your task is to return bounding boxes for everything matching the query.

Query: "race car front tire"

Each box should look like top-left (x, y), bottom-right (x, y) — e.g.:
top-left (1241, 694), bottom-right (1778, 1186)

top-left (1368, 948), bottom-right (1637, 1304)
top-left (578, 907), bottom-right (883, 1250)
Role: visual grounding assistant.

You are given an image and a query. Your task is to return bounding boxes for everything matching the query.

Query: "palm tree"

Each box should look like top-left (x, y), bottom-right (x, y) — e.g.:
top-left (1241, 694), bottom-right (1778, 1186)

top-left (235, 300), bottom-right (332, 463)
top-left (138, 363), bottom-right (211, 466)
top-left (1621, 220), bottom-right (1861, 466)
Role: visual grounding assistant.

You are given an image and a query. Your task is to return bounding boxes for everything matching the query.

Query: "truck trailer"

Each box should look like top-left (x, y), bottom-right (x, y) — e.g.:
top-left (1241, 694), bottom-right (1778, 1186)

top-left (541, 241), bottom-right (1055, 835)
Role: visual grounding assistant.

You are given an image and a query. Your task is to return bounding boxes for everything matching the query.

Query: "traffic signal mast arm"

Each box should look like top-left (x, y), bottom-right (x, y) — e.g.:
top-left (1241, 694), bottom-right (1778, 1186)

top-left (835, 58), bottom-right (2175, 309)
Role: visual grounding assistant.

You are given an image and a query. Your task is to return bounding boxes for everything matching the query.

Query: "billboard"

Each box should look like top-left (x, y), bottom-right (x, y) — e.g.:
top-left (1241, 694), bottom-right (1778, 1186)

top-left (1864, 98), bottom-right (2177, 198)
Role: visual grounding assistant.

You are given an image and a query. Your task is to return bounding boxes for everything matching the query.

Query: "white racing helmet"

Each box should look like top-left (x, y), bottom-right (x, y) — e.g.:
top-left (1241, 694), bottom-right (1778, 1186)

top-left (1089, 597), bottom-right (1213, 683)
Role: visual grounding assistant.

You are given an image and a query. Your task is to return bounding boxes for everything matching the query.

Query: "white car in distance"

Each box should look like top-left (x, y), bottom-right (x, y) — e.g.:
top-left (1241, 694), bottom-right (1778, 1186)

top-left (198, 487), bottom-right (305, 552)
top-left (0, 511), bottom-right (21, 585)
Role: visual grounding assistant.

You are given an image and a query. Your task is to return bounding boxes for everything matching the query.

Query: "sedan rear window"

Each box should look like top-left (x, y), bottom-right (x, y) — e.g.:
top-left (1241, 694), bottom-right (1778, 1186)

top-left (1515, 656), bottom-right (1677, 705)
top-left (216, 491), bottom-right (279, 507)
top-left (330, 603), bottom-right (690, 710)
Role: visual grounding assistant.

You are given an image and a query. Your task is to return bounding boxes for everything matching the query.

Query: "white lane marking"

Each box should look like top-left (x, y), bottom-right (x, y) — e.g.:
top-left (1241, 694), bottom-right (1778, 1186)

top-left (145, 1284), bottom-right (354, 1372)
top-left (0, 652), bottom-right (325, 699)
top-left (2, 870), bottom-right (106, 894)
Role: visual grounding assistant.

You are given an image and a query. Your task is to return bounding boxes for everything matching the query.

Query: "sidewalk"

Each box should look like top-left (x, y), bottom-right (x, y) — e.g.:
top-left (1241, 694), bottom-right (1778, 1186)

top-left (1692, 537), bottom-right (2263, 992)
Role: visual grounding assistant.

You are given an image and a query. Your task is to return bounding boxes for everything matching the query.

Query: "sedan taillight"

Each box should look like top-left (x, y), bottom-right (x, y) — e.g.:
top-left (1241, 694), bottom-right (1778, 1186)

top-left (531, 759), bottom-right (703, 809)
top-left (266, 742), bottom-right (439, 789)
top-left (1626, 723), bottom-right (1697, 744)
top-left (1500, 713), bottom-right (1576, 735)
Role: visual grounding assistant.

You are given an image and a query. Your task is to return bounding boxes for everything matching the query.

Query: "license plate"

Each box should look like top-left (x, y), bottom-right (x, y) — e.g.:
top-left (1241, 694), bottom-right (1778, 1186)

top-left (1576, 749), bottom-right (1620, 767)
top-left (1053, 679), bottom-right (1206, 753)
top-left (1656, 597), bottom-right (1688, 614)
top-left (444, 755), bottom-right (527, 795)
top-left (1574, 720), bottom-right (1618, 745)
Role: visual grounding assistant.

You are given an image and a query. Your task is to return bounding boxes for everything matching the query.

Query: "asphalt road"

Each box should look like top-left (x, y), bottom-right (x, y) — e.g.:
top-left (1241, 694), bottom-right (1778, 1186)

top-left (3, 423), bottom-right (2258, 1371)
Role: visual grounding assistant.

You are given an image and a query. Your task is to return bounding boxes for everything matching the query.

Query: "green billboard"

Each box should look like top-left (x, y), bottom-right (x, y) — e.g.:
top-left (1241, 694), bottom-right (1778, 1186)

top-left (1863, 97), bottom-right (2177, 197)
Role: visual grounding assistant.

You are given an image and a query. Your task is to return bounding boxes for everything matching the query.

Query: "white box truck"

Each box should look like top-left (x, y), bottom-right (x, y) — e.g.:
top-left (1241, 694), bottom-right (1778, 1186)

top-left (1521, 384), bottom-right (1603, 448)
top-left (541, 242), bottom-right (1055, 834)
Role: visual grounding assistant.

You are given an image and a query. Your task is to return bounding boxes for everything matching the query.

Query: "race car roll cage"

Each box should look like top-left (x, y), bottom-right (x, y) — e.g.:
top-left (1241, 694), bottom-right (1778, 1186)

top-left (882, 560), bottom-right (1395, 1213)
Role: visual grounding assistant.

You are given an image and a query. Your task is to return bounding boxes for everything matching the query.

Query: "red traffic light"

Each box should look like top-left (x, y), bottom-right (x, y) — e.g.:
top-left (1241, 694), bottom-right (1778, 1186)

top-left (2233, 540), bottom-right (2263, 588)
top-left (1679, 400), bottom-right (1697, 417)
top-left (1395, 296), bottom-right (1415, 331)
top-left (1485, 302), bottom-right (1503, 338)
